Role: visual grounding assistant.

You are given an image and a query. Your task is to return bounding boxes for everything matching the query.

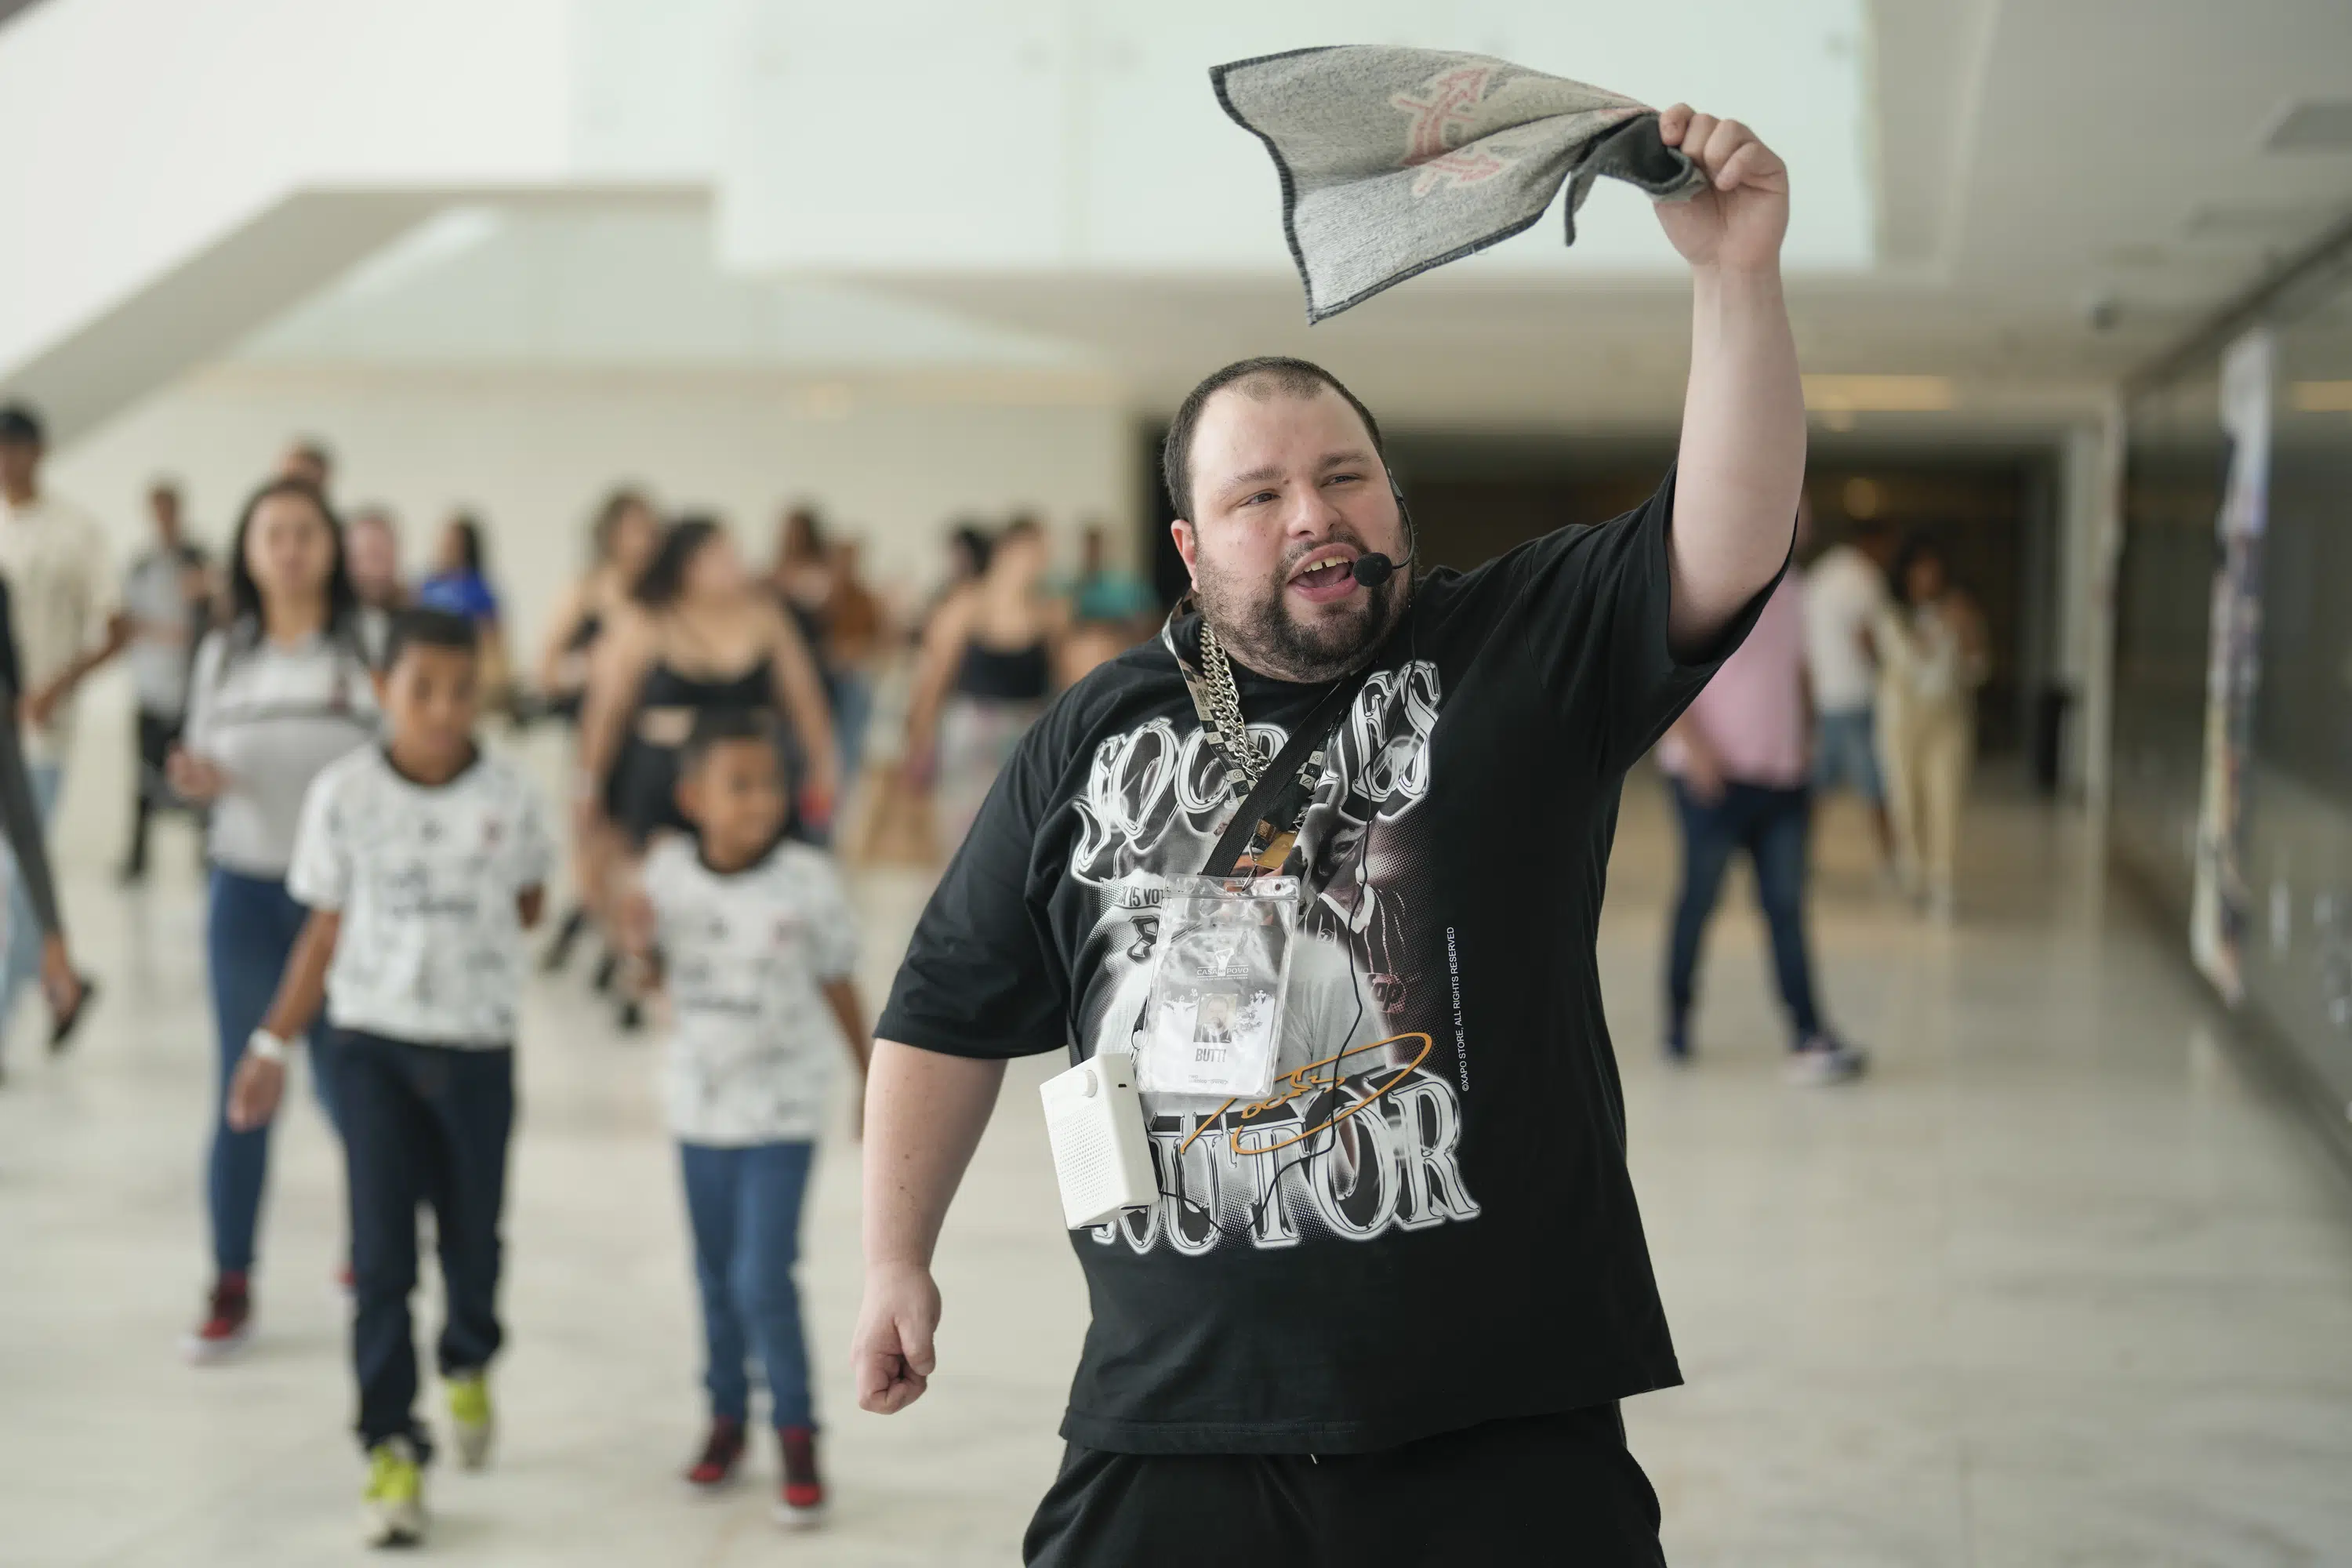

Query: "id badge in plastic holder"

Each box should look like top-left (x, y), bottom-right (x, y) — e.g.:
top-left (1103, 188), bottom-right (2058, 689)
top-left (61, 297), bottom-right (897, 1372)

top-left (1138, 875), bottom-right (1300, 1100)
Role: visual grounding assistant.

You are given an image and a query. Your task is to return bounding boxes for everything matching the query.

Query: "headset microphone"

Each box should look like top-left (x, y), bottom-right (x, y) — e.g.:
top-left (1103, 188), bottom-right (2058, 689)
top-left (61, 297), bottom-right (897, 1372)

top-left (1351, 470), bottom-right (1418, 589)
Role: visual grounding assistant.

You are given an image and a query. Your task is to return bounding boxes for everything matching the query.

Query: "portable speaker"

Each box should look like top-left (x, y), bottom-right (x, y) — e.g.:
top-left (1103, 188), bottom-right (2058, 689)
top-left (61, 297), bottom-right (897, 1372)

top-left (1040, 1051), bottom-right (1158, 1230)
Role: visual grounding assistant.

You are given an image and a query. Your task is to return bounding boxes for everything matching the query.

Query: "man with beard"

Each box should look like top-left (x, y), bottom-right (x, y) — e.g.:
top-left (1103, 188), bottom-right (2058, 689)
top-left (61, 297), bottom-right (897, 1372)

top-left (858, 105), bottom-right (1802, 1564)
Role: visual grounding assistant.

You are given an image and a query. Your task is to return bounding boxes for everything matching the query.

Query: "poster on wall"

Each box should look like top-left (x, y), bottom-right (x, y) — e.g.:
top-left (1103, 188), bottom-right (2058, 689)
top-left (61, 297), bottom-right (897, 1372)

top-left (2188, 327), bottom-right (2274, 1004)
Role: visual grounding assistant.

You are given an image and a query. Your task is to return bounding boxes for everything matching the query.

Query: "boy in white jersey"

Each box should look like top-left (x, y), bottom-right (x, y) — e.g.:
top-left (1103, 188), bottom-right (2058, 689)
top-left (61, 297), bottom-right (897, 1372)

top-left (621, 707), bottom-right (869, 1527)
top-left (227, 608), bottom-right (551, 1548)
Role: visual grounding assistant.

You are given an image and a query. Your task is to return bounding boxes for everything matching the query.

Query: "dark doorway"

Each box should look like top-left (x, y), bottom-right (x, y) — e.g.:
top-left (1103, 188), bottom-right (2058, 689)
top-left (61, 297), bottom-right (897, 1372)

top-left (1136, 423), bottom-right (2051, 753)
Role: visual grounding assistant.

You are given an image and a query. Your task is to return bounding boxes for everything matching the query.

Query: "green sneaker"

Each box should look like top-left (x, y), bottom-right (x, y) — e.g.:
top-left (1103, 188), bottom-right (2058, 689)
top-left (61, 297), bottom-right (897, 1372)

top-left (361, 1437), bottom-right (426, 1548)
top-left (447, 1370), bottom-right (495, 1470)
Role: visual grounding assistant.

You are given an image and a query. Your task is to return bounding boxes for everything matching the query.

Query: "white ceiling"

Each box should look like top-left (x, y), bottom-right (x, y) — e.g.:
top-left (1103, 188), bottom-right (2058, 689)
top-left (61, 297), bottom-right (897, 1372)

top-left (712, 0), bottom-right (1877, 275)
top-left (241, 202), bottom-right (1091, 373)
top-left (232, 0), bottom-right (2352, 438)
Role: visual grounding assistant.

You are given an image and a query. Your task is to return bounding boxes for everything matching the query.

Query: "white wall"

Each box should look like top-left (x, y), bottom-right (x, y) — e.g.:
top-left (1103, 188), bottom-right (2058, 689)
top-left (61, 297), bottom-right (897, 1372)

top-left (40, 363), bottom-right (1136, 869)
top-left (0, 0), bottom-right (575, 377)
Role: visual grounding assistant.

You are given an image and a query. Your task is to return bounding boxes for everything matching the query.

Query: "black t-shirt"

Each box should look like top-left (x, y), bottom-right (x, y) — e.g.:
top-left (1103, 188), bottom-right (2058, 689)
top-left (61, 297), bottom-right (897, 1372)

top-left (879, 472), bottom-right (1770, 1456)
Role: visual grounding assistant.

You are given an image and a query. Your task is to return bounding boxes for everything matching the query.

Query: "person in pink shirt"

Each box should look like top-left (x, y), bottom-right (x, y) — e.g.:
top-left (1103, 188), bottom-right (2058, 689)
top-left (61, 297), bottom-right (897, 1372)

top-left (1657, 504), bottom-right (1867, 1086)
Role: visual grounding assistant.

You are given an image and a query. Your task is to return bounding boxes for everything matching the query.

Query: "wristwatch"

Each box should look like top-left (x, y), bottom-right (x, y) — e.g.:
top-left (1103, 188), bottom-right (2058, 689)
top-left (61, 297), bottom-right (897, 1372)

top-left (246, 1028), bottom-right (291, 1064)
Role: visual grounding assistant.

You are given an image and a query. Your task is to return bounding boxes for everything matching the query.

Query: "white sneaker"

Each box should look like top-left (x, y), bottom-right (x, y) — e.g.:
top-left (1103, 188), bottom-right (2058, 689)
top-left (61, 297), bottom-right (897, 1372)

top-left (1786, 1037), bottom-right (1869, 1087)
top-left (361, 1436), bottom-right (426, 1548)
top-left (1926, 885), bottom-right (1958, 924)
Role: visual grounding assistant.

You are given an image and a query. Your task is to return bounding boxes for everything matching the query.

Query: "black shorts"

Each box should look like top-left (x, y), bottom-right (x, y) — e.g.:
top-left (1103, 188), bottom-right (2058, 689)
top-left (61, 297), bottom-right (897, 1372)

top-left (1022, 1405), bottom-right (1664, 1568)
top-left (612, 738), bottom-right (687, 848)
top-left (612, 721), bottom-right (814, 849)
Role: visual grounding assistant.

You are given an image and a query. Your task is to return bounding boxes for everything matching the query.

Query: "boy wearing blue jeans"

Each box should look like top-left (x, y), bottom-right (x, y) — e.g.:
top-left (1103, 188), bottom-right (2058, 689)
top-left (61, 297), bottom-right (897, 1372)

top-left (227, 608), bottom-right (552, 1548)
top-left (624, 707), bottom-right (869, 1528)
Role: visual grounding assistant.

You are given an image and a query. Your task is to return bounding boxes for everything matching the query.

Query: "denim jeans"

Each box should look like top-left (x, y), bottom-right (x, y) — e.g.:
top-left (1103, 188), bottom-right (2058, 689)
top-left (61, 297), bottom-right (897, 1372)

top-left (205, 868), bottom-right (342, 1276)
top-left (1811, 706), bottom-right (1883, 804)
top-left (0, 758), bottom-right (60, 1054)
top-left (341, 1030), bottom-right (515, 1457)
top-left (829, 667), bottom-right (875, 797)
top-left (1664, 779), bottom-right (1821, 1044)
top-left (679, 1140), bottom-right (817, 1429)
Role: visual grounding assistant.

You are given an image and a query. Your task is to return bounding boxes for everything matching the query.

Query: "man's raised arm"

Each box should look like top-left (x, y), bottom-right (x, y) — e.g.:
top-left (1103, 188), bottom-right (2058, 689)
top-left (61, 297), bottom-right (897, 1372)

top-left (1653, 103), bottom-right (1806, 658)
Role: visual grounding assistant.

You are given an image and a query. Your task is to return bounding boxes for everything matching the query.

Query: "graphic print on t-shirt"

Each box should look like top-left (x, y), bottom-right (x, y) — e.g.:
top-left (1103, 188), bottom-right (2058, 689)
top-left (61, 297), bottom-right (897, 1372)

top-left (1068, 658), bottom-right (1480, 1256)
top-left (644, 840), bottom-right (855, 1146)
top-left (291, 750), bottom-right (550, 1046)
top-left (668, 907), bottom-right (813, 1133)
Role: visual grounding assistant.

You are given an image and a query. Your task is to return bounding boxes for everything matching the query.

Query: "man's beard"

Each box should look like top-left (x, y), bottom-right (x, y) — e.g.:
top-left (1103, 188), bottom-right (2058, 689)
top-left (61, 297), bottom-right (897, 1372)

top-left (1196, 539), bottom-right (1404, 684)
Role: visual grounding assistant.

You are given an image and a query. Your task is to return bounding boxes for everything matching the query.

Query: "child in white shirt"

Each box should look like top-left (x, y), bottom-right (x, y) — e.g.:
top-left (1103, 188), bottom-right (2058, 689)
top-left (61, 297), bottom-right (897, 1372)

top-left (622, 706), bottom-right (869, 1528)
top-left (227, 608), bottom-right (552, 1548)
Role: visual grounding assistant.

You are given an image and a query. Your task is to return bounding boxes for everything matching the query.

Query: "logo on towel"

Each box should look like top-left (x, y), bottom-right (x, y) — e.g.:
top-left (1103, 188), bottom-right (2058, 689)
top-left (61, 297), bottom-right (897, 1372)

top-left (1392, 66), bottom-right (1511, 196)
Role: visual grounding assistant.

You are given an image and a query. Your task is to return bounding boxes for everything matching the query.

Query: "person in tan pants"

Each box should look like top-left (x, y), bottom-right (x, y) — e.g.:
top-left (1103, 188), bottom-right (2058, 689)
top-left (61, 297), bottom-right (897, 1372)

top-left (1875, 537), bottom-right (1988, 920)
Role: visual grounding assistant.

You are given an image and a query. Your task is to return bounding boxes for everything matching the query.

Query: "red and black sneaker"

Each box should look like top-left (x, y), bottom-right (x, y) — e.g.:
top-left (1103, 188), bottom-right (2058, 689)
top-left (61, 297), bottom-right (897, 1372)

top-left (775, 1426), bottom-right (826, 1527)
top-left (183, 1274), bottom-right (252, 1363)
top-left (684, 1417), bottom-right (746, 1490)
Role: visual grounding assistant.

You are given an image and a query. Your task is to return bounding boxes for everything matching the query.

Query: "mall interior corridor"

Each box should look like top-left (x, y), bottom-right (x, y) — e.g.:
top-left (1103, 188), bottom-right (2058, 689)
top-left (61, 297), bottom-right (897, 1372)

top-left (4, 780), bottom-right (2347, 1567)
top-left (2, 3), bottom-right (2350, 1560)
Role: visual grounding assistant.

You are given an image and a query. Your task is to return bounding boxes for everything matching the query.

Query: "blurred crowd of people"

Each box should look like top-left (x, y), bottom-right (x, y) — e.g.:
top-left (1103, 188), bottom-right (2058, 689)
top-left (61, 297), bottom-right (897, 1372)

top-left (3, 372), bottom-right (2006, 1544)
top-left (1655, 496), bottom-right (1990, 1080)
top-left (0, 398), bottom-right (1168, 1543)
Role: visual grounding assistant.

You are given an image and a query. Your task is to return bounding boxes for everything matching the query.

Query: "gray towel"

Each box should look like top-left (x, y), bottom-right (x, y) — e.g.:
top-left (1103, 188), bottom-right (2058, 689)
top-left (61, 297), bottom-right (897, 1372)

top-left (1212, 46), bottom-right (1709, 322)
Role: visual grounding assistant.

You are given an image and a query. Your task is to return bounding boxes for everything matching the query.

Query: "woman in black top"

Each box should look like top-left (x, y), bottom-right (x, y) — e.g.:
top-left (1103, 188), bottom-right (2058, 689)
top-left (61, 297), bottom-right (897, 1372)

top-left (575, 517), bottom-right (838, 1023)
top-left (902, 517), bottom-right (1065, 848)
top-left (535, 489), bottom-right (662, 972)
top-left (0, 576), bottom-right (94, 1074)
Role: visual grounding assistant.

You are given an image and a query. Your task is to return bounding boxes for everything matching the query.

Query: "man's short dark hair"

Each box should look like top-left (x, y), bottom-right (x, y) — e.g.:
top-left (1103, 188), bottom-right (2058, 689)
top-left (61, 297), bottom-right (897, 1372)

top-left (1160, 357), bottom-right (1385, 521)
top-left (0, 402), bottom-right (45, 447)
top-left (383, 607), bottom-right (477, 670)
top-left (681, 706), bottom-right (780, 775)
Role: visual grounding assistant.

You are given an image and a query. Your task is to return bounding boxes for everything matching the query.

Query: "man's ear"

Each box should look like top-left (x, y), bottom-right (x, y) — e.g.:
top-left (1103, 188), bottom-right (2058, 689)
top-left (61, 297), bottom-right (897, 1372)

top-left (673, 771), bottom-right (701, 827)
top-left (369, 668), bottom-right (390, 707)
top-left (1170, 518), bottom-right (1200, 588)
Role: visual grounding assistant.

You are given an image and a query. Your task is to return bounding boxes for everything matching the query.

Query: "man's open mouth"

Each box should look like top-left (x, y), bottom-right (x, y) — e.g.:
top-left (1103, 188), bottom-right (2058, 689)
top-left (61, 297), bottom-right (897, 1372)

top-left (1287, 546), bottom-right (1360, 600)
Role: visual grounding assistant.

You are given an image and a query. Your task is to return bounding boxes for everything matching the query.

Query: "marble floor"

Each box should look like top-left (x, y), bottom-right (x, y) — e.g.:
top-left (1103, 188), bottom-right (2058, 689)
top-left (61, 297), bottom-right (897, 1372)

top-left (2, 780), bottom-right (2349, 1566)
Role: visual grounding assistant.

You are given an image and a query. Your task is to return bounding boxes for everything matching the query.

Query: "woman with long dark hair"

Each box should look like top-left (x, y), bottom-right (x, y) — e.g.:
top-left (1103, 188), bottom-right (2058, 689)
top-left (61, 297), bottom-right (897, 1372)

top-left (419, 512), bottom-right (514, 706)
top-left (168, 477), bottom-right (379, 1360)
top-left (771, 504), bottom-right (834, 648)
top-left (770, 504), bottom-right (887, 807)
top-left (535, 488), bottom-right (663, 972)
top-left (902, 517), bottom-right (1065, 847)
top-left (575, 518), bottom-right (838, 1020)
top-left (538, 490), bottom-right (663, 720)
top-left (1875, 533), bottom-right (1990, 920)
top-left (416, 514), bottom-right (497, 622)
